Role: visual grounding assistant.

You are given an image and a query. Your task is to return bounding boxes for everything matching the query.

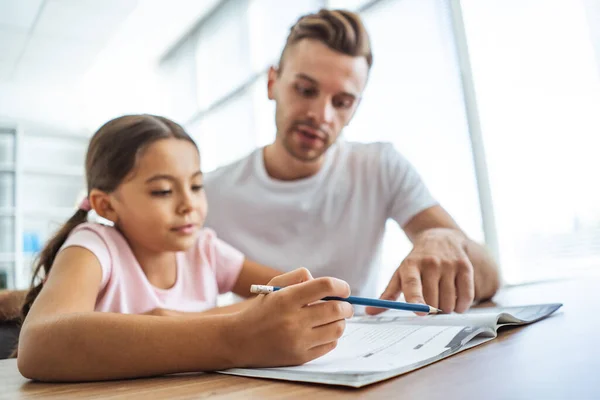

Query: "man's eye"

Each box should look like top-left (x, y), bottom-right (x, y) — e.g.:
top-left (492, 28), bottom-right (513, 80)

top-left (295, 84), bottom-right (317, 97)
top-left (333, 98), bottom-right (354, 109)
top-left (192, 185), bottom-right (204, 192)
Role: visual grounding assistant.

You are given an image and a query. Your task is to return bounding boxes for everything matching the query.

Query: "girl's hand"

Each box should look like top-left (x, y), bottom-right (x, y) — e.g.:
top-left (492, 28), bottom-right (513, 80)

top-left (229, 268), bottom-right (353, 368)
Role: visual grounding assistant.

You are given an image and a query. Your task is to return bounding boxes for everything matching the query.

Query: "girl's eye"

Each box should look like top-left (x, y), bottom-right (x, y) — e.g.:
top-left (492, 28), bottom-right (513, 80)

top-left (192, 185), bottom-right (204, 192)
top-left (151, 190), bottom-right (172, 197)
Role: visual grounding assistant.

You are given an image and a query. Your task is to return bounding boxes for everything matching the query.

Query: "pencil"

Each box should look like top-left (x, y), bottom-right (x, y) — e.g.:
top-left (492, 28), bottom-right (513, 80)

top-left (250, 285), bottom-right (442, 314)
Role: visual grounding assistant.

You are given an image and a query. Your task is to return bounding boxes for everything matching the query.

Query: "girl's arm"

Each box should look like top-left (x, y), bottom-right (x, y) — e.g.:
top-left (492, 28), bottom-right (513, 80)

top-left (18, 247), bottom-right (240, 381)
top-left (144, 300), bottom-right (251, 316)
top-left (18, 248), bottom-right (352, 382)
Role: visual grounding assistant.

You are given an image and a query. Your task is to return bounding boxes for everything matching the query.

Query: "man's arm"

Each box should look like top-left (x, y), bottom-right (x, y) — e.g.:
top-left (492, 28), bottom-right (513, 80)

top-left (367, 205), bottom-right (500, 315)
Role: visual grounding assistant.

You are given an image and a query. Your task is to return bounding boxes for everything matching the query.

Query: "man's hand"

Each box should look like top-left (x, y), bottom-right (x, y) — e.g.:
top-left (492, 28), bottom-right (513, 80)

top-left (367, 228), bottom-right (475, 315)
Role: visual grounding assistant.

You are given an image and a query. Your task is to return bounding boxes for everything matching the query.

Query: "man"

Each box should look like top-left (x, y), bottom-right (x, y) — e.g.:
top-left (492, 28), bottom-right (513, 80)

top-left (204, 9), bottom-right (500, 314)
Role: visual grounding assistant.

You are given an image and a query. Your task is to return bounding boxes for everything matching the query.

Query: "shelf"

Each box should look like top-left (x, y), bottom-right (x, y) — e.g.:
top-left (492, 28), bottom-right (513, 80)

top-left (1, 207), bottom-right (76, 219)
top-left (0, 163), bottom-right (15, 173)
top-left (24, 132), bottom-right (90, 142)
top-left (0, 253), bottom-right (15, 263)
top-left (23, 207), bottom-right (76, 219)
top-left (3, 163), bottom-right (84, 177)
top-left (0, 208), bottom-right (15, 217)
top-left (23, 165), bottom-right (84, 178)
top-left (1, 122), bottom-right (89, 289)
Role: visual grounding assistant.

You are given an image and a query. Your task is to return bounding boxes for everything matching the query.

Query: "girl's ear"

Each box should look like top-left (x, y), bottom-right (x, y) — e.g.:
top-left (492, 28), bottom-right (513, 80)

top-left (89, 189), bottom-right (118, 224)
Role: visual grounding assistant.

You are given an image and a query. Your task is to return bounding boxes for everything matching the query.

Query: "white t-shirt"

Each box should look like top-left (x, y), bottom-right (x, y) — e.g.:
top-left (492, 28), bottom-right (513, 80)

top-left (204, 140), bottom-right (438, 298)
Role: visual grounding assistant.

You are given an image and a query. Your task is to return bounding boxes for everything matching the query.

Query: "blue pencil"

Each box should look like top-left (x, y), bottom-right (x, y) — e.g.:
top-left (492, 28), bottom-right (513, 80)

top-left (250, 285), bottom-right (442, 314)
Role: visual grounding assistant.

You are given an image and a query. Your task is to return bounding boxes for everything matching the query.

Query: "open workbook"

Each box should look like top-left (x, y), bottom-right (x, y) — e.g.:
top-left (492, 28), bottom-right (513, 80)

top-left (219, 303), bottom-right (562, 388)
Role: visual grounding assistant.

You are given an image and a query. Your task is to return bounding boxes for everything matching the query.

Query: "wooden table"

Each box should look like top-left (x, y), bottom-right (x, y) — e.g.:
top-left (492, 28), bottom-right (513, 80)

top-left (1, 278), bottom-right (598, 399)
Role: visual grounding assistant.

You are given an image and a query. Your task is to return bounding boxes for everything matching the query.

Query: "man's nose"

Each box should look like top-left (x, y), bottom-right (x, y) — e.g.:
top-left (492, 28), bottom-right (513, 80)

top-left (307, 96), bottom-right (334, 126)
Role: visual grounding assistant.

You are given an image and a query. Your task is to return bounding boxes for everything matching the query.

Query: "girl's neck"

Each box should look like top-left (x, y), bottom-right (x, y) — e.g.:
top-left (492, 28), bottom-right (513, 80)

top-left (129, 243), bottom-right (178, 290)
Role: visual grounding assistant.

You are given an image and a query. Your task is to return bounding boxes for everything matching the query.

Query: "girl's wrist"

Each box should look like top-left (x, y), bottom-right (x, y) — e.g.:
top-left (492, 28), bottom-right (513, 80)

top-left (219, 313), bottom-right (248, 368)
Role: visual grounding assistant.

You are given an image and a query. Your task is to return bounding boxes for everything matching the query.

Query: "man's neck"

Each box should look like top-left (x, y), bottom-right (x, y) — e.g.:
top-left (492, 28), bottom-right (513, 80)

top-left (263, 142), bottom-right (324, 181)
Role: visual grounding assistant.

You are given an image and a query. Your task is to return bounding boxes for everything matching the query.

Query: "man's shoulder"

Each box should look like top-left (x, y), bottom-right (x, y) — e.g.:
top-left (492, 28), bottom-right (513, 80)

top-left (204, 149), bottom-right (258, 186)
top-left (341, 140), bottom-right (395, 154)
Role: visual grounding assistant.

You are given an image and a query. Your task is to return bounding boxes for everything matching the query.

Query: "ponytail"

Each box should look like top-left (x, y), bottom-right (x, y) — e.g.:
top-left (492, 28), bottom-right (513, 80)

top-left (11, 209), bottom-right (88, 358)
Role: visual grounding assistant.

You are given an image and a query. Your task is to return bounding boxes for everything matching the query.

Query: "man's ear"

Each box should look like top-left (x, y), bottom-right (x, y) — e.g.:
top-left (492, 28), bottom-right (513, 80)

top-left (267, 65), bottom-right (279, 100)
top-left (89, 189), bottom-right (118, 224)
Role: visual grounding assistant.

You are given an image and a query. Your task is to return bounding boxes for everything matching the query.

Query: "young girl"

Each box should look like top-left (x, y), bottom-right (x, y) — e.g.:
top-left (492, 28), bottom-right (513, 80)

top-left (16, 114), bottom-right (353, 382)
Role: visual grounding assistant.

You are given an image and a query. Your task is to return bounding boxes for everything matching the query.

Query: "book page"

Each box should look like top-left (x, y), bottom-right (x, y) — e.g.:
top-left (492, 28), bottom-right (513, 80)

top-left (356, 312), bottom-right (500, 329)
top-left (240, 319), bottom-right (486, 374)
top-left (220, 303), bottom-right (561, 387)
top-left (492, 303), bottom-right (563, 326)
top-left (356, 303), bottom-right (563, 330)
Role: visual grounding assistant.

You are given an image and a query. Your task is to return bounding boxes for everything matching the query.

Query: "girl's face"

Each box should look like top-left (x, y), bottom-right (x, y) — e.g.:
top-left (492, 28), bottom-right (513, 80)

top-left (109, 138), bottom-right (207, 253)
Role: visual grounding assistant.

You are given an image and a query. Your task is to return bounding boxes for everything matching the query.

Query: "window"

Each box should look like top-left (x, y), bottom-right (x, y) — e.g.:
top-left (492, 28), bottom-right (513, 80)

top-left (195, 0), bottom-right (253, 109)
top-left (190, 89), bottom-right (256, 173)
top-left (250, 74), bottom-right (276, 147)
top-left (326, 0), bottom-right (372, 11)
top-left (346, 0), bottom-right (483, 293)
top-left (190, 0), bottom-right (322, 170)
top-left (461, 0), bottom-right (600, 283)
top-left (248, 0), bottom-right (321, 72)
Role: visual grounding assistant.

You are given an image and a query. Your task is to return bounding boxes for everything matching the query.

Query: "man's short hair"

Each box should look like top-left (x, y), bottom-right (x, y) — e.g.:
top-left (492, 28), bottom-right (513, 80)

top-left (278, 9), bottom-right (373, 71)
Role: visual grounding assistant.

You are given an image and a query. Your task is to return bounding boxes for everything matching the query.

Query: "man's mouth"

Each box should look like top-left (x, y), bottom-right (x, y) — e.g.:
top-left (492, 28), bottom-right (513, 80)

top-left (295, 125), bottom-right (326, 141)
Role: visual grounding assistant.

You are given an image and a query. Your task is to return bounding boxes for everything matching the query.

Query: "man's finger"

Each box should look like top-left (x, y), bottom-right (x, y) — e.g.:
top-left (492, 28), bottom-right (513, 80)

top-left (455, 267), bottom-right (475, 313)
top-left (399, 262), bottom-right (425, 305)
top-left (438, 273), bottom-right (456, 314)
top-left (281, 277), bottom-right (350, 307)
top-left (421, 269), bottom-right (440, 309)
top-left (365, 267), bottom-right (403, 315)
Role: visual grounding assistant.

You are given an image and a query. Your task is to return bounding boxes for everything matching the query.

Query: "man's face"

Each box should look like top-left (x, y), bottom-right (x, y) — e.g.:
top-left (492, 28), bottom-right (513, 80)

top-left (268, 39), bottom-right (369, 162)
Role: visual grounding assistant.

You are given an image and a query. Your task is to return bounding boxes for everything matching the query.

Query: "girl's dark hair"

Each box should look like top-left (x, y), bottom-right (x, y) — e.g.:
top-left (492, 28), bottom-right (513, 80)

top-left (13, 114), bottom-right (195, 357)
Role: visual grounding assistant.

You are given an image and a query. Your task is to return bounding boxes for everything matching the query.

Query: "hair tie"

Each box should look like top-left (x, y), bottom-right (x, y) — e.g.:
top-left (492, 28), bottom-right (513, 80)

top-left (78, 197), bottom-right (91, 212)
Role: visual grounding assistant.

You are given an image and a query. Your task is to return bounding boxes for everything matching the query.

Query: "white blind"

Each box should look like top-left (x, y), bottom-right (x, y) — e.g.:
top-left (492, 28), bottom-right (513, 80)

top-left (248, 0), bottom-right (321, 72)
top-left (191, 0), bottom-right (321, 171)
top-left (346, 0), bottom-right (483, 293)
top-left (195, 0), bottom-right (253, 109)
top-left (461, 0), bottom-right (600, 283)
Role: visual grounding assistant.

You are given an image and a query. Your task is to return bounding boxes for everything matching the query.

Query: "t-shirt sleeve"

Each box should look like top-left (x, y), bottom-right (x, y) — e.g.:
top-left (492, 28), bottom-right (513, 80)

top-left (60, 227), bottom-right (112, 291)
top-left (381, 143), bottom-right (439, 227)
top-left (202, 230), bottom-right (245, 294)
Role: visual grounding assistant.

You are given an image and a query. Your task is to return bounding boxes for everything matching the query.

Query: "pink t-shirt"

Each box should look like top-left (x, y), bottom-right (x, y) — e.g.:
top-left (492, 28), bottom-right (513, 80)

top-left (59, 223), bottom-right (244, 314)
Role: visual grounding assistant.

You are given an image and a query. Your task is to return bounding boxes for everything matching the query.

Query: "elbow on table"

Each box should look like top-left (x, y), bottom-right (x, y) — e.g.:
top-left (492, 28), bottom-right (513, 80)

top-left (17, 325), bottom-right (63, 382)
